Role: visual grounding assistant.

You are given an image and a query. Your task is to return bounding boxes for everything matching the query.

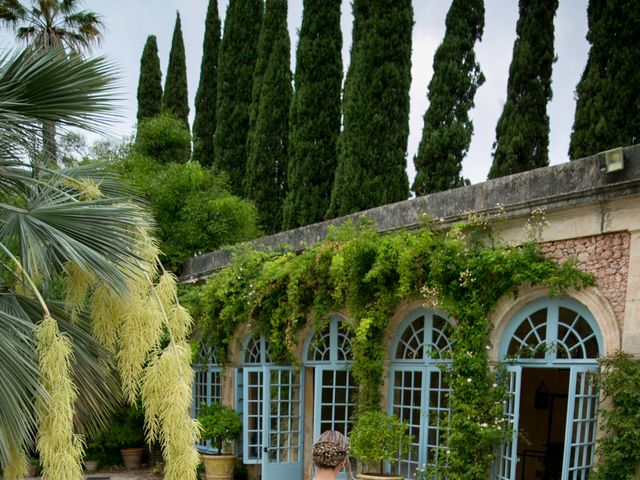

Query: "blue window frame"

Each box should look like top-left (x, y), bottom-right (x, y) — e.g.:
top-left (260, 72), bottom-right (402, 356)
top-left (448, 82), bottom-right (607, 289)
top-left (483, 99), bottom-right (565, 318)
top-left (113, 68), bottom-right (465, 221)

top-left (305, 316), bottom-right (358, 440)
top-left (495, 297), bottom-right (602, 480)
top-left (388, 308), bottom-right (453, 478)
top-left (193, 342), bottom-right (222, 453)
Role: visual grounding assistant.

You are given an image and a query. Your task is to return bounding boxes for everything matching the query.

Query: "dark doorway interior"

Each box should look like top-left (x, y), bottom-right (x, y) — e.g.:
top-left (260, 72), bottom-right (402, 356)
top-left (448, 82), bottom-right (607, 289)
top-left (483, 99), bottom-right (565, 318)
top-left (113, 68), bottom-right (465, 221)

top-left (516, 368), bottom-right (570, 480)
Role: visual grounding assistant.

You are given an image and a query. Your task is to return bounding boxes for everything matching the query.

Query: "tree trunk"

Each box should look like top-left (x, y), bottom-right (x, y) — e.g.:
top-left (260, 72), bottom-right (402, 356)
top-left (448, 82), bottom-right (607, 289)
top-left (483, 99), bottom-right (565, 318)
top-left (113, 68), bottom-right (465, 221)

top-left (43, 120), bottom-right (58, 168)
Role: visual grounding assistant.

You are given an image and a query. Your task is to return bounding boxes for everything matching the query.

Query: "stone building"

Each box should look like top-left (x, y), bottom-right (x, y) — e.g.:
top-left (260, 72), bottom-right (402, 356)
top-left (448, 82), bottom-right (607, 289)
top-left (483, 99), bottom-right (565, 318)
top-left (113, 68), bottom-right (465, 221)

top-left (182, 145), bottom-right (640, 480)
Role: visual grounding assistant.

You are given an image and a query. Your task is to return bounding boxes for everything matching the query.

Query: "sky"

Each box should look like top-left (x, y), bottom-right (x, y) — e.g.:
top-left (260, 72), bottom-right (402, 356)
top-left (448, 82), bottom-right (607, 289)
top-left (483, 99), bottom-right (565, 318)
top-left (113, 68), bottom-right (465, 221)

top-left (74, 0), bottom-right (590, 186)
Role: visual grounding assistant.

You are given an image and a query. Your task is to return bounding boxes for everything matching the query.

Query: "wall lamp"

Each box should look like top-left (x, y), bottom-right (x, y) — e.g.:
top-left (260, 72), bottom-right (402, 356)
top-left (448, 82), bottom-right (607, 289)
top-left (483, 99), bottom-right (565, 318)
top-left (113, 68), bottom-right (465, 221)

top-left (599, 147), bottom-right (625, 173)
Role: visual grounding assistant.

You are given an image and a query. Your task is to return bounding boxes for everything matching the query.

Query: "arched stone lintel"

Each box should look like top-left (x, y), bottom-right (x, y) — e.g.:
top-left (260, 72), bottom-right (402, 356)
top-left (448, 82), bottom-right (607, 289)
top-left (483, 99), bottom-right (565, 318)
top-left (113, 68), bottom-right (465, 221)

top-left (489, 285), bottom-right (621, 362)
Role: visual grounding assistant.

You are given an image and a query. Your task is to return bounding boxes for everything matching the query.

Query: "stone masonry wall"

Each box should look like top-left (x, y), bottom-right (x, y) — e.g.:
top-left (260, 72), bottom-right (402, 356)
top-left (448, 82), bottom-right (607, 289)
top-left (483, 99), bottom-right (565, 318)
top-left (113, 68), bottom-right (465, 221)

top-left (540, 231), bottom-right (630, 326)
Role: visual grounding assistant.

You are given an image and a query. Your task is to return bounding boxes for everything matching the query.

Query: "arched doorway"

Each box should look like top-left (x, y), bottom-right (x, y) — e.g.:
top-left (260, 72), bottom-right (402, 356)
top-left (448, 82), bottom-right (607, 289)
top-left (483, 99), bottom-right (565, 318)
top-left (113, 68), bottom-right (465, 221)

top-left (242, 333), bottom-right (304, 478)
top-left (495, 297), bottom-right (603, 480)
top-left (388, 308), bottom-right (453, 478)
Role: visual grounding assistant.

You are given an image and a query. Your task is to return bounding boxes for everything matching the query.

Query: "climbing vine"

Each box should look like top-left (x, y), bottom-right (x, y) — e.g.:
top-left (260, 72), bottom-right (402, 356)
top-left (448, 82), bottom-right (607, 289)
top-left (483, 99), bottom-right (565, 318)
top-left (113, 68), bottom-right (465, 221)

top-left (592, 352), bottom-right (640, 480)
top-left (183, 216), bottom-right (593, 479)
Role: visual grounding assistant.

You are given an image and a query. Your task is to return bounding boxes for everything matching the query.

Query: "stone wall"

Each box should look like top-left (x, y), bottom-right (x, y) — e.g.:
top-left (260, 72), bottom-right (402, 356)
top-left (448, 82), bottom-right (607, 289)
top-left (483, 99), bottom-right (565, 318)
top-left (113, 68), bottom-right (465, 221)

top-left (540, 231), bottom-right (630, 327)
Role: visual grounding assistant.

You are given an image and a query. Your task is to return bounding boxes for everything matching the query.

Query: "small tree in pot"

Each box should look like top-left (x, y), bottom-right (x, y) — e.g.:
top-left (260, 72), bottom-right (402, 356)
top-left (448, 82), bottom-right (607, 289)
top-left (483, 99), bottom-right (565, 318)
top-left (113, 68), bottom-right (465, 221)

top-left (350, 410), bottom-right (412, 479)
top-left (197, 402), bottom-right (242, 480)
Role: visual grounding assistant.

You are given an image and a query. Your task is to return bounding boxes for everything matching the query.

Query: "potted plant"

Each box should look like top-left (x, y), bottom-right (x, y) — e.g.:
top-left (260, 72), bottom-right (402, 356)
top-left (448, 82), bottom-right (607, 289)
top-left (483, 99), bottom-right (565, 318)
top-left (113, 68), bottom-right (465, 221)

top-left (349, 410), bottom-right (412, 479)
top-left (83, 440), bottom-right (102, 473)
top-left (27, 457), bottom-right (39, 477)
top-left (197, 402), bottom-right (242, 480)
top-left (100, 405), bottom-right (146, 469)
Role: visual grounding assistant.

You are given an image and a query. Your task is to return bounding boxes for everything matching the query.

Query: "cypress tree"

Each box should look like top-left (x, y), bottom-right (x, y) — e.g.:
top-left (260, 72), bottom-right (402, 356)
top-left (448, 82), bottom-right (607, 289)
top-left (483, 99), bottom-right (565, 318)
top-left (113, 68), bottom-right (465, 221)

top-left (244, 0), bottom-right (291, 234)
top-left (283, 0), bottom-right (342, 229)
top-left (412, 0), bottom-right (484, 195)
top-left (247, 0), bottom-right (279, 145)
top-left (327, 0), bottom-right (413, 218)
top-left (214, 0), bottom-right (263, 196)
top-left (193, 0), bottom-right (221, 166)
top-left (163, 12), bottom-right (190, 129)
top-left (488, 0), bottom-right (558, 179)
top-left (569, 0), bottom-right (640, 159)
top-left (136, 35), bottom-right (163, 122)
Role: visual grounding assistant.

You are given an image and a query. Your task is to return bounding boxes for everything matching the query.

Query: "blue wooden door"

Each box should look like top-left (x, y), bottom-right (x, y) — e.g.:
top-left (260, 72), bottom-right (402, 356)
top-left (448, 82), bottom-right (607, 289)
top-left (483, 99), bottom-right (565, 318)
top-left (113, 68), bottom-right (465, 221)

top-left (261, 367), bottom-right (304, 479)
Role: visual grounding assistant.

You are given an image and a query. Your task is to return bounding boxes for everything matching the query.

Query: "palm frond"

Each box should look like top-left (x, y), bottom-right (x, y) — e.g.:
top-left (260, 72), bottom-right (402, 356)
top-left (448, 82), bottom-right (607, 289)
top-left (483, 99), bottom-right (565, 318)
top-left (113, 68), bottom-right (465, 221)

top-left (0, 192), bottom-right (151, 295)
top-left (0, 0), bottom-right (28, 24)
top-left (0, 48), bottom-right (121, 149)
top-left (0, 296), bottom-right (40, 465)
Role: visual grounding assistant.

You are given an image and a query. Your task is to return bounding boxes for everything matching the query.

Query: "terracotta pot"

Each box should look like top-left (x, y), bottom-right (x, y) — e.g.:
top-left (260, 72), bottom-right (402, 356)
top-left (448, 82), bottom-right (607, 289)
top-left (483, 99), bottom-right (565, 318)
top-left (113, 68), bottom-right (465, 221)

top-left (120, 447), bottom-right (144, 469)
top-left (201, 454), bottom-right (236, 480)
top-left (84, 459), bottom-right (100, 472)
top-left (356, 474), bottom-right (404, 480)
top-left (27, 465), bottom-right (37, 477)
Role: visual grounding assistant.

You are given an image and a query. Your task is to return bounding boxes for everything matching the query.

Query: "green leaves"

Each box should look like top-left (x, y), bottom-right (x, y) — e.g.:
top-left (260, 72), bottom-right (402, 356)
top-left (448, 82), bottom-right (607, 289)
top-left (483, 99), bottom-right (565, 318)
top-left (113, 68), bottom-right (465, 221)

top-left (593, 352), bottom-right (640, 479)
top-left (349, 410), bottom-right (412, 474)
top-left (188, 217), bottom-right (593, 477)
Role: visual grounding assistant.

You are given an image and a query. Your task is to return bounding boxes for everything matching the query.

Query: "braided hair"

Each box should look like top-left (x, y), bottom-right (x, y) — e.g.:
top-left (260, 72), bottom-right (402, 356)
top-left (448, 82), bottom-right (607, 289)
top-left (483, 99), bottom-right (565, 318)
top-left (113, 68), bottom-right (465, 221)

top-left (312, 430), bottom-right (353, 478)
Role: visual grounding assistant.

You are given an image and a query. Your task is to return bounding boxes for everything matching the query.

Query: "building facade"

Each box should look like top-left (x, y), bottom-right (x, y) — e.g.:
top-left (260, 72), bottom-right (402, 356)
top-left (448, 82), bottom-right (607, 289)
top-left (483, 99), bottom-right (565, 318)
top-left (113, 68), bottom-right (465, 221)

top-left (184, 146), bottom-right (640, 480)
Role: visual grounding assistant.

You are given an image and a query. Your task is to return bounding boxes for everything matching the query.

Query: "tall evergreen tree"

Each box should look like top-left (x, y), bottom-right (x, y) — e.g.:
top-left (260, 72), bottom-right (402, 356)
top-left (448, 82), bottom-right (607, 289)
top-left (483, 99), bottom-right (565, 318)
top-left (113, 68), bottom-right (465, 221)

top-left (412, 0), bottom-right (484, 195)
top-left (136, 35), bottom-right (163, 122)
top-left (244, 0), bottom-right (291, 234)
top-left (214, 0), bottom-right (263, 196)
top-left (283, 0), bottom-right (342, 229)
top-left (327, 0), bottom-right (412, 218)
top-left (569, 0), bottom-right (640, 159)
top-left (162, 12), bottom-right (189, 129)
top-left (247, 0), bottom-right (279, 145)
top-left (488, 0), bottom-right (558, 179)
top-left (192, 0), bottom-right (221, 166)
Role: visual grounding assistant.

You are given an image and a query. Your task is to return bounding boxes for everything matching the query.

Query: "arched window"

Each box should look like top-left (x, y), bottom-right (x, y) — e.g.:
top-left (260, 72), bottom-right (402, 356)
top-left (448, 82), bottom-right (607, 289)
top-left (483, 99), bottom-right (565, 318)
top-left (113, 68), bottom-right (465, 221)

top-left (501, 298), bottom-right (601, 361)
top-left (389, 309), bottom-right (453, 478)
top-left (495, 297), bottom-right (602, 480)
top-left (193, 342), bottom-right (222, 453)
top-left (305, 316), bottom-right (357, 440)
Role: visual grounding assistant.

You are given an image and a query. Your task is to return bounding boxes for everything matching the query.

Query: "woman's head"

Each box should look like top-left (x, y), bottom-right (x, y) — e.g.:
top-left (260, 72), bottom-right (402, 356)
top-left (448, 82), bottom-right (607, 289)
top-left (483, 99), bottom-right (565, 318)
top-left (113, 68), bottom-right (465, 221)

top-left (312, 430), bottom-right (350, 470)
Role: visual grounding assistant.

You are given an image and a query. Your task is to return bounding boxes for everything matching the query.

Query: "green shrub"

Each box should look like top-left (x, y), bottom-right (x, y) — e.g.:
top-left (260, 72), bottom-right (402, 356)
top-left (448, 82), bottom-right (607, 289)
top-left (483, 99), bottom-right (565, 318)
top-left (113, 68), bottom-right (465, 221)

top-left (349, 410), bottom-right (412, 475)
top-left (135, 113), bottom-right (190, 163)
top-left (197, 402), bottom-right (242, 453)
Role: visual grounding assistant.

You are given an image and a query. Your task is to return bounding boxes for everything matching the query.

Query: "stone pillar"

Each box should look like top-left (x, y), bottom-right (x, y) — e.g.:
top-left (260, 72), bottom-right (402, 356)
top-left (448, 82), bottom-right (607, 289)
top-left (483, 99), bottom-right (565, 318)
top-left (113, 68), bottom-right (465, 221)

top-left (622, 230), bottom-right (640, 357)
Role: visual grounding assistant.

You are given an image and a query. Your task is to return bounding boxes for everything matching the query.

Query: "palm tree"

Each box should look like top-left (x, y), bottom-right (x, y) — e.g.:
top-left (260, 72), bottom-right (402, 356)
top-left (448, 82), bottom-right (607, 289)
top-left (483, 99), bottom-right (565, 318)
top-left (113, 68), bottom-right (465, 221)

top-left (0, 48), bottom-right (199, 480)
top-left (0, 0), bottom-right (104, 165)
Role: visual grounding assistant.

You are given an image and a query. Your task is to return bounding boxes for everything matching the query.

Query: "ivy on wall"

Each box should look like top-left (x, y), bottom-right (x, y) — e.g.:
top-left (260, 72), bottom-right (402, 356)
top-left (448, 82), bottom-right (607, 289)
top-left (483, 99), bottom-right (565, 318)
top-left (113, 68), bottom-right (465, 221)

top-left (183, 216), bottom-right (593, 479)
top-left (592, 352), bottom-right (640, 480)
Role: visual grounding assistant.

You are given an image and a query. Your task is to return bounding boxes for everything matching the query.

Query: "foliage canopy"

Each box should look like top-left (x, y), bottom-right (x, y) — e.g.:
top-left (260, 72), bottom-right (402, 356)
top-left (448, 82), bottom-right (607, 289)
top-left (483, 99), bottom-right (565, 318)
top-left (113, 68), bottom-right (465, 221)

top-left (184, 215), bottom-right (593, 479)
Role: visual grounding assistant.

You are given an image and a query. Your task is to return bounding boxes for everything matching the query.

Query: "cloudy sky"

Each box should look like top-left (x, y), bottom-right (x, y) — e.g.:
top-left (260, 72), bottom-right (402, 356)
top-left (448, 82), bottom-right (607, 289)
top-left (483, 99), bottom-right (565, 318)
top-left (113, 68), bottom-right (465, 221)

top-left (79, 0), bottom-right (589, 186)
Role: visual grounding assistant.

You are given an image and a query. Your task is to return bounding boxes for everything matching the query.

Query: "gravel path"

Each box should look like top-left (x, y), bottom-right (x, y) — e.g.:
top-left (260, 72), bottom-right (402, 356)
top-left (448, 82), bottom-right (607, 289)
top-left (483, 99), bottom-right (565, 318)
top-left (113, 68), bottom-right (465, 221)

top-left (21, 467), bottom-right (164, 480)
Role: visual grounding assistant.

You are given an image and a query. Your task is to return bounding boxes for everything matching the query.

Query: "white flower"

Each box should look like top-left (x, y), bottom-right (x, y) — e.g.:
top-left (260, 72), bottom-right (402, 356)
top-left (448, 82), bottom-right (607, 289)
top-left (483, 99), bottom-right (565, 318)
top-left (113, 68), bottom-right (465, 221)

top-left (467, 377), bottom-right (472, 383)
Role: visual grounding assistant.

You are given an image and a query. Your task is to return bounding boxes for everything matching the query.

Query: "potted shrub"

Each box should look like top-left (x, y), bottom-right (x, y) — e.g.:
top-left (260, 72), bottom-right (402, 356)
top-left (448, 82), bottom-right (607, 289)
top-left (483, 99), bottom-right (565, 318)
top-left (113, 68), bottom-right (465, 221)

top-left (27, 457), bottom-right (39, 477)
top-left (100, 405), bottom-right (146, 469)
top-left (84, 436), bottom-right (104, 472)
top-left (197, 402), bottom-right (242, 480)
top-left (349, 410), bottom-right (412, 479)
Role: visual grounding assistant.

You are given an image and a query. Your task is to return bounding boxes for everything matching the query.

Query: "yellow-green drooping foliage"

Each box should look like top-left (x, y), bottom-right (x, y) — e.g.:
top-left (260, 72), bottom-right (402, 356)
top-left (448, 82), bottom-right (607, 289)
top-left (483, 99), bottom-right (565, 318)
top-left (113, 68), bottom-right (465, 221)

top-left (142, 342), bottom-right (200, 480)
top-left (0, 47), bottom-right (200, 480)
top-left (87, 241), bottom-right (201, 480)
top-left (35, 315), bottom-right (84, 480)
